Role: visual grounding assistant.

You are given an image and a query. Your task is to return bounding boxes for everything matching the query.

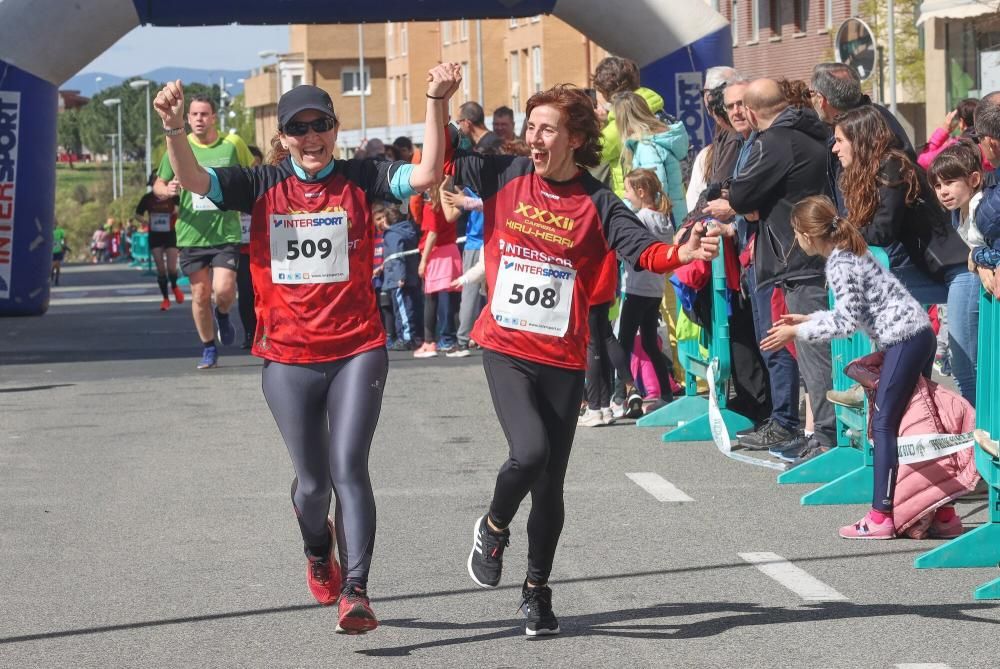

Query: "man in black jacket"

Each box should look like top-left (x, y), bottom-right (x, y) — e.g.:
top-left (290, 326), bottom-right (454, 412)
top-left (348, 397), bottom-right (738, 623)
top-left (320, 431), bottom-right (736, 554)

top-left (728, 78), bottom-right (835, 458)
top-left (812, 62), bottom-right (914, 214)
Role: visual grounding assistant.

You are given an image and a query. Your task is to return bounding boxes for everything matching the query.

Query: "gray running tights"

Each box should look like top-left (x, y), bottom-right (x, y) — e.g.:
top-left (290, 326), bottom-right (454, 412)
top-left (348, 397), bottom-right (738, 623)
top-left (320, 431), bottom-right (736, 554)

top-left (261, 348), bottom-right (388, 586)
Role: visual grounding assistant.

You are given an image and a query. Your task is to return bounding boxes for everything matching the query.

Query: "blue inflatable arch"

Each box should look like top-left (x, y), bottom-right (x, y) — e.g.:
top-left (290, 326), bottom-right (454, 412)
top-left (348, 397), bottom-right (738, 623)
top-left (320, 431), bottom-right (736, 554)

top-left (0, 0), bottom-right (730, 316)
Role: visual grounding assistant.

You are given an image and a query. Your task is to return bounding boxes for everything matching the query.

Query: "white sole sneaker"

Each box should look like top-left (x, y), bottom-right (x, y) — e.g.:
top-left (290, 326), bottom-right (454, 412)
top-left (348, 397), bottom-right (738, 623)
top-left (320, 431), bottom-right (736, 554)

top-left (525, 625), bottom-right (560, 637)
top-left (467, 516), bottom-right (497, 589)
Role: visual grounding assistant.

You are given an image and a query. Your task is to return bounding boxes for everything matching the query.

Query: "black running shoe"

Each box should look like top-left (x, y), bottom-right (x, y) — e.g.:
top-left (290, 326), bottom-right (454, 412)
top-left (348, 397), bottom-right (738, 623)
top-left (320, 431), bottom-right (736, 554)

top-left (739, 420), bottom-right (797, 450)
top-left (789, 438), bottom-right (831, 468)
top-left (737, 418), bottom-right (771, 438)
top-left (467, 515), bottom-right (509, 588)
top-left (768, 433), bottom-right (808, 462)
top-left (520, 580), bottom-right (560, 636)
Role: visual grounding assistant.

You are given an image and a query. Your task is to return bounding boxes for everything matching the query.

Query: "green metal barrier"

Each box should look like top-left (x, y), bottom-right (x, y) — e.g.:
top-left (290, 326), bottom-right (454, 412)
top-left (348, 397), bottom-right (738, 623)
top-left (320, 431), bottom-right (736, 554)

top-left (129, 232), bottom-right (150, 267)
top-left (914, 286), bottom-right (1000, 600)
top-left (637, 236), bottom-right (753, 441)
top-left (778, 247), bottom-right (889, 503)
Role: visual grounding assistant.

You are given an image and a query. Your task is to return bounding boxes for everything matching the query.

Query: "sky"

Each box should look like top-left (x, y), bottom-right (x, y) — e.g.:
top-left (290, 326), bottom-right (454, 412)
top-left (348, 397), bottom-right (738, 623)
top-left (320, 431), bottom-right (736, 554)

top-left (79, 25), bottom-right (290, 76)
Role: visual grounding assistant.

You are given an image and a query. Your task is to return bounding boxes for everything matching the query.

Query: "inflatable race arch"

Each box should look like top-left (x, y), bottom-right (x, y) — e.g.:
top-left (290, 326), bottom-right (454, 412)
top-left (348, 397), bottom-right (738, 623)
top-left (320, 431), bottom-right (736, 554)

top-left (0, 0), bottom-right (730, 316)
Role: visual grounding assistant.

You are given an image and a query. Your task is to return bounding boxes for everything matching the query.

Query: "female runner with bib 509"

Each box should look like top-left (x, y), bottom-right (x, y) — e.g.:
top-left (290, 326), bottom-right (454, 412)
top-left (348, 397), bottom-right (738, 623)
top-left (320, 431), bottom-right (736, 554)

top-left (153, 63), bottom-right (462, 634)
top-left (450, 85), bottom-right (720, 636)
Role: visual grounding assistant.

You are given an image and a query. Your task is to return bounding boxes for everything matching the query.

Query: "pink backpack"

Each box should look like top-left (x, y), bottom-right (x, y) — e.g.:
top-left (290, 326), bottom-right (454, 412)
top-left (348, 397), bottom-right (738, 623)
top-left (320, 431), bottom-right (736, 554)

top-left (846, 352), bottom-right (980, 538)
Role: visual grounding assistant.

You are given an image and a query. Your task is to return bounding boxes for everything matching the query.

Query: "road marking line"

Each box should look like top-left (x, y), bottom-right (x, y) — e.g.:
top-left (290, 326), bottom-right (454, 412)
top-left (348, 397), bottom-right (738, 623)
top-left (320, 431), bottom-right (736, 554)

top-left (49, 296), bottom-right (162, 307)
top-left (895, 664), bottom-right (952, 669)
top-left (739, 552), bottom-right (849, 601)
top-left (625, 473), bottom-right (694, 502)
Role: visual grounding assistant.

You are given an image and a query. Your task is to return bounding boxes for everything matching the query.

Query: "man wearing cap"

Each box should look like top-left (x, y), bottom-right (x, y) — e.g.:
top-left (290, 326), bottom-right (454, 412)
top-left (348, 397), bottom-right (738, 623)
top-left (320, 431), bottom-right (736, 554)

top-left (154, 94), bottom-right (254, 369)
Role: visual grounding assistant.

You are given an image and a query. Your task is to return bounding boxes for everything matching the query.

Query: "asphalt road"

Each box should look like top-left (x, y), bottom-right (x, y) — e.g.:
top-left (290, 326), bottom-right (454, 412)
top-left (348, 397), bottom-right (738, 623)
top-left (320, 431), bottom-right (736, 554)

top-left (1, 264), bottom-right (997, 668)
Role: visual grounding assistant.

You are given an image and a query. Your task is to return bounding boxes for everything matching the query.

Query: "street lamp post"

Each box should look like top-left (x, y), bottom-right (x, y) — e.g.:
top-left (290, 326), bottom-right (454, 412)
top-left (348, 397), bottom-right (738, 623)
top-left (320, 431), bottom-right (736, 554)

top-left (105, 133), bottom-right (118, 200)
top-left (129, 80), bottom-right (152, 188)
top-left (104, 97), bottom-right (123, 198)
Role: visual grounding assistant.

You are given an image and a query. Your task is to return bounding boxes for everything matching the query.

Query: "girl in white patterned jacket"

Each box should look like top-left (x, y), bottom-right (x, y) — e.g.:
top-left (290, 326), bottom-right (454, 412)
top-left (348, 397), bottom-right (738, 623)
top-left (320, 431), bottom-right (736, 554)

top-left (761, 195), bottom-right (937, 540)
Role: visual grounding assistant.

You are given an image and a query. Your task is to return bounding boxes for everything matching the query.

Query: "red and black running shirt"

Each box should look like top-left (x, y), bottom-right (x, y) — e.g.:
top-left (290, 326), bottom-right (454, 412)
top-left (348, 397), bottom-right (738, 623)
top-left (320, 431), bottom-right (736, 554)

top-left (135, 192), bottom-right (179, 233)
top-left (210, 157), bottom-right (408, 364)
top-left (447, 152), bottom-right (661, 370)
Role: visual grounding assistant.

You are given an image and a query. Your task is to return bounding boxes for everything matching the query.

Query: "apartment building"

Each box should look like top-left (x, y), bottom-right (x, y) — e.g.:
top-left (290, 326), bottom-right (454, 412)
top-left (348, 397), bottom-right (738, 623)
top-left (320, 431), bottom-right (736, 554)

top-left (245, 16), bottom-right (608, 150)
top-left (718, 0), bottom-right (854, 82)
top-left (244, 24), bottom-right (388, 145)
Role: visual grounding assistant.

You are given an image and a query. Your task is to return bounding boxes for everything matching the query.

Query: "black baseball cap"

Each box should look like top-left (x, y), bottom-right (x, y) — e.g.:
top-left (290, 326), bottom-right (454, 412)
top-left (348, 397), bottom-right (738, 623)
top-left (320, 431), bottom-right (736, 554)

top-left (277, 85), bottom-right (337, 130)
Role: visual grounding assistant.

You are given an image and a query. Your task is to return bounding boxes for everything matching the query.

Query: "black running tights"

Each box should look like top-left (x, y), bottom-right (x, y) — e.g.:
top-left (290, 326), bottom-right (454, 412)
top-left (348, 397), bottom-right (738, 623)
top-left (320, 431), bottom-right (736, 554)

top-left (483, 349), bottom-right (585, 584)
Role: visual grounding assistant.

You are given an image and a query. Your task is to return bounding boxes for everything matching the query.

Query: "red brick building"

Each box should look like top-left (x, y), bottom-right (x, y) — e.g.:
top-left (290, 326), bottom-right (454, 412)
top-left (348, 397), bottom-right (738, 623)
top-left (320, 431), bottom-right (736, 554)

top-left (721, 0), bottom-right (855, 83)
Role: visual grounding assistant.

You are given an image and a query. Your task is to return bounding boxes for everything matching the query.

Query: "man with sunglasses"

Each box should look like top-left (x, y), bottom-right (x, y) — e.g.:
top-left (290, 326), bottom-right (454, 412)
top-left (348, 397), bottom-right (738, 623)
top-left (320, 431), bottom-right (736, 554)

top-left (154, 94), bottom-right (255, 369)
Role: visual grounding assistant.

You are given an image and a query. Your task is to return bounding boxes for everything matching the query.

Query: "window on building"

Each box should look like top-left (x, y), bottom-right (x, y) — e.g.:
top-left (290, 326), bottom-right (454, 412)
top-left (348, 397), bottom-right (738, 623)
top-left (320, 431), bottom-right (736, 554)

top-left (510, 51), bottom-right (520, 111)
top-left (510, 17), bottom-right (518, 29)
top-left (769, 0), bottom-right (781, 37)
top-left (730, 0), bottom-right (740, 47)
top-left (341, 66), bottom-right (371, 96)
top-left (462, 61), bottom-right (471, 99)
top-left (291, 74), bottom-right (302, 89)
top-left (442, 20), bottom-right (452, 45)
top-left (530, 15), bottom-right (541, 23)
top-left (794, 0), bottom-right (809, 33)
top-left (824, 0), bottom-right (833, 30)
top-left (387, 25), bottom-right (394, 58)
top-left (532, 46), bottom-right (543, 93)
top-left (751, 0), bottom-right (760, 42)
top-left (460, 19), bottom-right (469, 41)
top-left (401, 24), bottom-right (408, 55)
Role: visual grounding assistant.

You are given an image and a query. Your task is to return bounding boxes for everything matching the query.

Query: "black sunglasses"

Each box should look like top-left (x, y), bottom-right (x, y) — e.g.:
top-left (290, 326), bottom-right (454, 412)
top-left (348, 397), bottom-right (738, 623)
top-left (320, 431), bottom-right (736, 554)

top-left (282, 117), bottom-right (336, 136)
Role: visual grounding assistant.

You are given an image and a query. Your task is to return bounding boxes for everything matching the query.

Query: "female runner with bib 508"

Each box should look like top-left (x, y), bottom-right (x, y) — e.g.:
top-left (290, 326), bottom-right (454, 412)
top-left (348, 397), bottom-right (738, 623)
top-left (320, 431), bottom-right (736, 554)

top-left (153, 63), bottom-right (462, 634)
top-left (450, 85), bottom-right (720, 636)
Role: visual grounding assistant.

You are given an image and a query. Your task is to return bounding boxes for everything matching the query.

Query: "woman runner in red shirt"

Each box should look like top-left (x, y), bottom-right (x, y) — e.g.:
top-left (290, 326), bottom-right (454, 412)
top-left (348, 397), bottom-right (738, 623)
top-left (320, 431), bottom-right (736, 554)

top-left (451, 85), bottom-right (719, 636)
top-left (153, 63), bottom-right (462, 634)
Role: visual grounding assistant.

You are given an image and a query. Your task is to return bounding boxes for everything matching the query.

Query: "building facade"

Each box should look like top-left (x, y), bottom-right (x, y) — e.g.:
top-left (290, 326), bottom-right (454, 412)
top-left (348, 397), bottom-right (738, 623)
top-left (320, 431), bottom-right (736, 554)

top-left (718, 0), bottom-right (855, 82)
top-left (921, 4), bottom-right (1000, 138)
top-left (245, 16), bottom-right (608, 152)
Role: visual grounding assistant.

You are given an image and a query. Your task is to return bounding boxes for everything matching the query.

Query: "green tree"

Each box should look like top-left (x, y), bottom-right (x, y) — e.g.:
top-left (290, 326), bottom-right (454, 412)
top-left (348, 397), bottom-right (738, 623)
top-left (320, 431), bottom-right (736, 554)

top-left (226, 93), bottom-right (257, 149)
top-left (78, 80), bottom-right (217, 171)
top-left (57, 109), bottom-right (83, 155)
top-left (860, 0), bottom-right (925, 99)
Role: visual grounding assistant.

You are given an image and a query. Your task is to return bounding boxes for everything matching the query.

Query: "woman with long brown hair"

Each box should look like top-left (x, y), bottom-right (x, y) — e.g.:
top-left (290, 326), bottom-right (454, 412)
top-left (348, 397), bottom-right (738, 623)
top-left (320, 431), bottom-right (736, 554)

top-left (833, 105), bottom-right (976, 404)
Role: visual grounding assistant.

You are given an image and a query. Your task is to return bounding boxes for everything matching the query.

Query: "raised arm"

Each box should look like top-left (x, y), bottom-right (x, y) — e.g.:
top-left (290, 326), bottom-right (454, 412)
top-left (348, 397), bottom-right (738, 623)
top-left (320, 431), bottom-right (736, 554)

top-left (409, 63), bottom-right (463, 192)
top-left (153, 80), bottom-right (211, 196)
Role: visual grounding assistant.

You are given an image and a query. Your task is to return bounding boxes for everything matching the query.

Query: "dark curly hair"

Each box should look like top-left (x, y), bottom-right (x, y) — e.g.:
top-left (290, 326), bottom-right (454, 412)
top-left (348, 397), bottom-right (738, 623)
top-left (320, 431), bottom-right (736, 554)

top-left (779, 79), bottom-right (812, 109)
top-left (836, 105), bottom-right (920, 228)
top-left (525, 85), bottom-right (602, 168)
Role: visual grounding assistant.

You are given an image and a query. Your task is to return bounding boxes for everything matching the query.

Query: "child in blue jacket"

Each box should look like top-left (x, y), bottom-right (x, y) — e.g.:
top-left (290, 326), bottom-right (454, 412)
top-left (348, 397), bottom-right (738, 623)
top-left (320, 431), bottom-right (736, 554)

top-left (381, 205), bottom-right (422, 350)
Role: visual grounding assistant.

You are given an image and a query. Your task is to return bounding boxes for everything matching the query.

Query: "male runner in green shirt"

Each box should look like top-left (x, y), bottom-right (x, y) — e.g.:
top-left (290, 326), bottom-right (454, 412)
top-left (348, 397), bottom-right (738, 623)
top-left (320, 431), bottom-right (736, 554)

top-left (154, 94), bottom-right (253, 369)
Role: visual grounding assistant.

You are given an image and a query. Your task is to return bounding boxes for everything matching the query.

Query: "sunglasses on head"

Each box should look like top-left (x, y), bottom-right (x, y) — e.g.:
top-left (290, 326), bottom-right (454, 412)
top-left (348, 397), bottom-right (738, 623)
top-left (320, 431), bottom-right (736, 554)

top-left (282, 117), bottom-right (336, 136)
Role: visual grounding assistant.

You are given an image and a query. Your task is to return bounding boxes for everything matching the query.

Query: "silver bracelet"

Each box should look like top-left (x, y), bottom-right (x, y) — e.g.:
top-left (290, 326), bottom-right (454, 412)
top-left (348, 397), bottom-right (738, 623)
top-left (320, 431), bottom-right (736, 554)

top-left (163, 126), bottom-right (185, 137)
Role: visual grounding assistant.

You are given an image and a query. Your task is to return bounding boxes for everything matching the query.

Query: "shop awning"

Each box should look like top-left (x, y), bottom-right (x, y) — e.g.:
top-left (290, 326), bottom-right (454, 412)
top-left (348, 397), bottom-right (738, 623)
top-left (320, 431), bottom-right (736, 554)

top-left (918, 0), bottom-right (1000, 25)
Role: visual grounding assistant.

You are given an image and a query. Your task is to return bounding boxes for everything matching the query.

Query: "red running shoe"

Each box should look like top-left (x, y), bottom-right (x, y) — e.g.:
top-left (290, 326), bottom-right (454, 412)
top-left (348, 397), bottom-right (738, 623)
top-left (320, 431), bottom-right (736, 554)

top-left (305, 518), bottom-right (342, 606)
top-left (160, 298), bottom-right (170, 311)
top-left (172, 285), bottom-right (185, 304)
top-left (336, 584), bottom-right (379, 634)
